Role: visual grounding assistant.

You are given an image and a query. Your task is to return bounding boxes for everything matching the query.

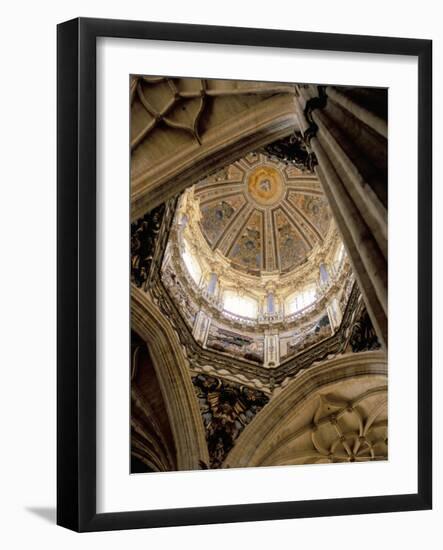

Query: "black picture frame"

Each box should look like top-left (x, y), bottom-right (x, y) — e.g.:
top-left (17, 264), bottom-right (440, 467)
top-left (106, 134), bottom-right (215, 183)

top-left (57, 17), bottom-right (432, 532)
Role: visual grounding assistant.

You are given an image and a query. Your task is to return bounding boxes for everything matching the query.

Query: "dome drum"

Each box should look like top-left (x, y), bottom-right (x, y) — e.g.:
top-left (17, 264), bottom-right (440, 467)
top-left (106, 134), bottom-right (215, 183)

top-left (161, 151), bottom-right (353, 369)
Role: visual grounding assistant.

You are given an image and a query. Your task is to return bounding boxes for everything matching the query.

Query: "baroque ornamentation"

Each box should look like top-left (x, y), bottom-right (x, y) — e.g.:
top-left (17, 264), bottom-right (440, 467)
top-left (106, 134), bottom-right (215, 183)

top-left (302, 85), bottom-right (328, 144)
top-left (131, 76), bottom-right (296, 151)
top-left (247, 165), bottom-right (285, 206)
top-left (131, 204), bottom-right (165, 290)
top-left (192, 374), bottom-right (269, 468)
top-left (131, 198), bottom-right (177, 290)
top-left (206, 325), bottom-right (264, 364)
top-left (131, 76), bottom-right (209, 149)
top-left (264, 131), bottom-right (318, 172)
top-left (190, 152), bottom-right (333, 276)
top-left (130, 155), bottom-right (373, 394)
top-left (348, 308), bottom-right (381, 352)
top-left (148, 261), bottom-right (361, 392)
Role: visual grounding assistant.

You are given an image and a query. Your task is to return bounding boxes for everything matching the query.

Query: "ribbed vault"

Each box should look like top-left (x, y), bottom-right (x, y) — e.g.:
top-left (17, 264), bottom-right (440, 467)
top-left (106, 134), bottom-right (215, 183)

top-left (224, 350), bottom-right (387, 468)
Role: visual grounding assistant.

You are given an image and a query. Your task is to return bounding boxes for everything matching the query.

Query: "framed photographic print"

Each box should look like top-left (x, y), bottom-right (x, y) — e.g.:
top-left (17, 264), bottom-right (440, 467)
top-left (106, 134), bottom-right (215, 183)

top-left (57, 17), bottom-right (432, 532)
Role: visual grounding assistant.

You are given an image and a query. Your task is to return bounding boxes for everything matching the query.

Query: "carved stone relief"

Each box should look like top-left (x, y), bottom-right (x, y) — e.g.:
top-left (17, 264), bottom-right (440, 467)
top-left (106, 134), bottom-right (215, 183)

top-left (192, 374), bottom-right (269, 468)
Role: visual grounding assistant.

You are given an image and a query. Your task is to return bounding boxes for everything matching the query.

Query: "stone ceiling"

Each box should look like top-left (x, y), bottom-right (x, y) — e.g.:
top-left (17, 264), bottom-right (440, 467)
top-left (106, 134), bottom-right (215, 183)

top-left (194, 152), bottom-right (331, 276)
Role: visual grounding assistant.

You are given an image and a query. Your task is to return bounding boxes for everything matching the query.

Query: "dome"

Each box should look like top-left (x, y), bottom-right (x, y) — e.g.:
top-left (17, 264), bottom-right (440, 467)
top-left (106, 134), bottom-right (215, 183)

top-left (160, 150), bottom-right (352, 369)
top-left (195, 152), bottom-right (331, 276)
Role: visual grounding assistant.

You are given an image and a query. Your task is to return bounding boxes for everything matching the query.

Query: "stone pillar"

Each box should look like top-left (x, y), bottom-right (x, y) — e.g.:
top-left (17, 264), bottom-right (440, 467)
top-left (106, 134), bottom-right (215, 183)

top-left (264, 331), bottom-right (280, 368)
top-left (294, 84), bottom-right (388, 348)
top-left (193, 310), bottom-right (211, 345)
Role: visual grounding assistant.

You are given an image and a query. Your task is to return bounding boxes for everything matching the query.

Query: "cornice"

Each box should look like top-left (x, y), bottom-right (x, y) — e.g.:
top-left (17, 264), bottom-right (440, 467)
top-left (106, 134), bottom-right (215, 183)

top-left (147, 266), bottom-right (364, 392)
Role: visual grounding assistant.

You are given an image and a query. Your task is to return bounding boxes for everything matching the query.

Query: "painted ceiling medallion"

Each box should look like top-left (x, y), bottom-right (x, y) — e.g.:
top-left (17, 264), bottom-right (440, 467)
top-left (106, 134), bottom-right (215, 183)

top-left (247, 165), bottom-right (284, 207)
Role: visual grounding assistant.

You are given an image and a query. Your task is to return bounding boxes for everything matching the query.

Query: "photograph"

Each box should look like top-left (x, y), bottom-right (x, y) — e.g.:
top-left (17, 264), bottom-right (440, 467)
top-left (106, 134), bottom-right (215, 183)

top-left (130, 76), bottom-right (388, 473)
top-left (0, 2), bottom-right (435, 543)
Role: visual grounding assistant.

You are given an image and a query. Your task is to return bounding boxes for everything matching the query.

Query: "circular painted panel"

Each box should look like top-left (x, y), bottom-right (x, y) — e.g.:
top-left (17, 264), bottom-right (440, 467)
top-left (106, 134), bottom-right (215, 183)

top-left (247, 166), bottom-right (285, 207)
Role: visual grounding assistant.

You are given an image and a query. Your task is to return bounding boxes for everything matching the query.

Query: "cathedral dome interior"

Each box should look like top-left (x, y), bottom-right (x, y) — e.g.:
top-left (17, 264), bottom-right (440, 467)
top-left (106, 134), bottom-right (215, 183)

top-left (160, 151), bottom-right (352, 371)
top-left (130, 77), bottom-right (387, 472)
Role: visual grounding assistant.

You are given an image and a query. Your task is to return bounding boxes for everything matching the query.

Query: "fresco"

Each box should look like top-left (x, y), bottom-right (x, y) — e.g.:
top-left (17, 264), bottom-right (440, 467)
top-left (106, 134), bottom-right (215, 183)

top-left (199, 194), bottom-right (245, 247)
top-left (288, 191), bottom-right (331, 237)
top-left (247, 165), bottom-right (284, 206)
top-left (206, 324), bottom-right (264, 364)
top-left (280, 314), bottom-right (332, 359)
top-left (194, 154), bottom-right (334, 278)
top-left (274, 209), bottom-right (309, 272)
top-left (161, 262), bottom-right (199, 327)
top-left (228, 210), bottom-right (263, 272)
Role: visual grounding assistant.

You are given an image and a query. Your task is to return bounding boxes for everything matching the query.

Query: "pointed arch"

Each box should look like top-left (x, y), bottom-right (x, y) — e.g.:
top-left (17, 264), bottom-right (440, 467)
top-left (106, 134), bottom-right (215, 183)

top-left (132, 284), bottom-right (209, 470)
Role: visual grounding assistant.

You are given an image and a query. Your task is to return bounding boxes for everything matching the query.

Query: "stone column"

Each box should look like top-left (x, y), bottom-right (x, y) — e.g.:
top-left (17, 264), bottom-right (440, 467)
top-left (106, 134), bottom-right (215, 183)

top-left (294, 85), bottom-right (388, 348)
top-left (264, 331), bottom-right (280, 368)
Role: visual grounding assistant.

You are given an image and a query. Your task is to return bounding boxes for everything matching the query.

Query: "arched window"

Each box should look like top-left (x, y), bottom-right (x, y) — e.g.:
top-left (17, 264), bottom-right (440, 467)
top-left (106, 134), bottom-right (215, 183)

top-left (285, 286), bottom-right (316, 315)
top-left (223, 290), bottom-right (258, 318)
top-left (182, 240), bottom-right (202, 285)
top-left (319, 263), bottom-right (329, 285)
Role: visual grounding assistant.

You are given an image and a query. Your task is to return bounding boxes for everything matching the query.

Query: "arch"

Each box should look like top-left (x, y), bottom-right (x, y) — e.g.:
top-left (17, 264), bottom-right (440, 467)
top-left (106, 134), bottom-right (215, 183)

top-left (224, 350), bottom-right (387, 468)
top-left (132, 284), bottom-right (209, 469)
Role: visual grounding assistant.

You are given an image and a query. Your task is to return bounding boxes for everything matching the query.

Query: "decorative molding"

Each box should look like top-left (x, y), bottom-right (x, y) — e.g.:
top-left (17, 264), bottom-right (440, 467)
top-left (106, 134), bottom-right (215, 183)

top-left (131, 197), bottom-right (177, 290)
top-left (131, 92), bottom-right (299, 218)
top-left (263, 131), bottom-right (318, 172)
top-left (303, 85), bottom-right (328, 144)
top-left (131, 387), bottom-right (177, 472)
top-left (348, 307), bottom-right (381, 352)
top-left (148, 264), bottom-right (369, 392)
top-left (178, 181), bottom-right (341, 298)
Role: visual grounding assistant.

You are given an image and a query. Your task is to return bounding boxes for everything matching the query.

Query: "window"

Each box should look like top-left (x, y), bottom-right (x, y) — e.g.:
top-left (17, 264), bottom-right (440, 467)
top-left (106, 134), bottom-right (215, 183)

top-left (267, 292), bottom-right (275, 314)
top-left (182, 241), bottom-right (202, 284)
top-left (319, 263), bottom-right (329, 285)
top-left (223, 291), bottom-right (258, 318)
top-left (286, 286), bottom-right (316, 315)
